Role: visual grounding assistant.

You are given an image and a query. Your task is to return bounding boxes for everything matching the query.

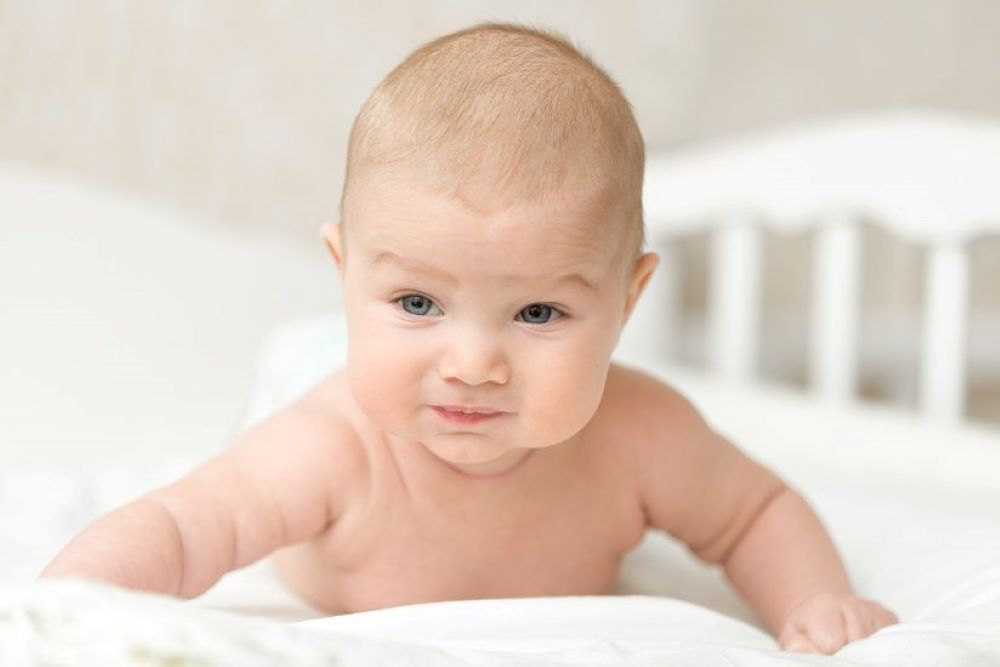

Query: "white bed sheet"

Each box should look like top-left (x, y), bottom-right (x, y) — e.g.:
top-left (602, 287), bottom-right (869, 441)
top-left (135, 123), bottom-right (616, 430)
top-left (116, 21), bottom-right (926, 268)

top-left (4, 530), bottom-right (1000, 667)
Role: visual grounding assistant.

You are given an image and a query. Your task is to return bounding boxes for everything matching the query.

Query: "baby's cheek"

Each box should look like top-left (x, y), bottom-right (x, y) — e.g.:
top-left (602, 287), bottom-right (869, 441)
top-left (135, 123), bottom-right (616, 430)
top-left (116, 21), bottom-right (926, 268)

top-left (522, 355), bottom-right (607, 444)
top-left (347, 343), bottom-right (412, 429)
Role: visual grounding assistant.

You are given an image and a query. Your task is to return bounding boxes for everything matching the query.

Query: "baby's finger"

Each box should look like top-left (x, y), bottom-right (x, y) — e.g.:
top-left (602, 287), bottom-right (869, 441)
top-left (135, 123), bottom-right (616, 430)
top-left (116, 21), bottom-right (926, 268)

top-left (842, 605), bottom-right (869, 643)
top-left (781, 629), bottom-right (823, 654)
top-left (806, 603), bottom-right (848, 654)
top-left (855, 600), bottom-right (895, 635)
top-left (870, 602), bottom-right (899, 630)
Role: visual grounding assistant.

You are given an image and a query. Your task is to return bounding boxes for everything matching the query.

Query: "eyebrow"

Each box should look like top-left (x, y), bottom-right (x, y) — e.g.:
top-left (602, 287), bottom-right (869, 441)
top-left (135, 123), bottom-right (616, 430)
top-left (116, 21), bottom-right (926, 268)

top-left (371, 250), bottom-right (598, 292)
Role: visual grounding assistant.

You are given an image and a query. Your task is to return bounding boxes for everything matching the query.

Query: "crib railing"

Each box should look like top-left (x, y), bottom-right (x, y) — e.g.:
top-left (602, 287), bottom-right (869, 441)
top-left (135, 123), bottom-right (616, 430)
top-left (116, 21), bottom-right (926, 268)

top-left (629, 219), bottom-right (974, 424)
top-left (626, 109), bottom-right (1000, 425)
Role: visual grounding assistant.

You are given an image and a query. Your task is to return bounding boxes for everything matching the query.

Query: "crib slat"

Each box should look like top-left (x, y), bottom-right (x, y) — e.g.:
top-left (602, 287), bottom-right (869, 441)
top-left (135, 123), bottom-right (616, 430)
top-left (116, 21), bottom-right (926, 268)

top-left (920, 242), bottom-right (968, 421)
top-left (809, 219), bottom-right (861, 401)
top-left (620, 231), bottom-right (680, 362)
top-left (708, 218), bottom-right (761, 381)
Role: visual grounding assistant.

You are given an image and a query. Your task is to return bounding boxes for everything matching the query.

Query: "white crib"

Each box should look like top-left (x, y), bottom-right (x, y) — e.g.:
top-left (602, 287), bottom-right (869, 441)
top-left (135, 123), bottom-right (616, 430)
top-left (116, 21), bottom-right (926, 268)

top-left (618, 108), bottom-right (1000, 506)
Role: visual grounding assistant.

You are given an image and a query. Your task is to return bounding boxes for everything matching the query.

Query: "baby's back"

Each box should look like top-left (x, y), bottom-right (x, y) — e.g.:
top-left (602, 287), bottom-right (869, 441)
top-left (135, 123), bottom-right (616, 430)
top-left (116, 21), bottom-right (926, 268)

top-left (272, 364), bottom-right (651, 614)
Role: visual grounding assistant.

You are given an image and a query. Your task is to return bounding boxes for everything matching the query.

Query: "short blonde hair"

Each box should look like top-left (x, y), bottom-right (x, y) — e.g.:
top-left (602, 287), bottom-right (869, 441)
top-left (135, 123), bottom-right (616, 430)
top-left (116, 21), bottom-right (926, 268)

top-left (339, 22), bottom-right (646, 269)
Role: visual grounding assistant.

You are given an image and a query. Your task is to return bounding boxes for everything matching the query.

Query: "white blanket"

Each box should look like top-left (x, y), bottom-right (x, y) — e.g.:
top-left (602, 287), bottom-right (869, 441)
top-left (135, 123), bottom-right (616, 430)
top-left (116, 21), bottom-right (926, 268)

top-left (3, 572), bottom-right (999, 666)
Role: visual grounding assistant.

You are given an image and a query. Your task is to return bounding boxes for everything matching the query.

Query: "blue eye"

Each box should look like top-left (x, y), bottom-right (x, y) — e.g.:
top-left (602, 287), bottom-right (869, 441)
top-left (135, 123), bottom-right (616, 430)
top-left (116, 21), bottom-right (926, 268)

top-left (518, 303), bottom-right (562, 325)
top-left (396, 294), bottom-right (440, 317)
top-left (394, 295), bottom-right (563, 324)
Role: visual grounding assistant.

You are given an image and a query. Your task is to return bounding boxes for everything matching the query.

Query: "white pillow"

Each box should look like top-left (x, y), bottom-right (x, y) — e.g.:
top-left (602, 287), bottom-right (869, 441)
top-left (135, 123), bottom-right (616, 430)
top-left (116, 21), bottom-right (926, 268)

top-left (240, 310), bottom-right (349, 431)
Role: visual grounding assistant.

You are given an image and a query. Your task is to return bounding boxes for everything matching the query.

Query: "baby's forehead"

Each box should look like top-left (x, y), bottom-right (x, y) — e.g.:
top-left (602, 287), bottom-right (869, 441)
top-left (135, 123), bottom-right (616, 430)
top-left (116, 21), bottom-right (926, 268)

top-left (354, 173), bottom-right (619, 239)
top-left (345, 171), bottom-right (634, 275)
top-left (366, 201), bottom-right (617, 265)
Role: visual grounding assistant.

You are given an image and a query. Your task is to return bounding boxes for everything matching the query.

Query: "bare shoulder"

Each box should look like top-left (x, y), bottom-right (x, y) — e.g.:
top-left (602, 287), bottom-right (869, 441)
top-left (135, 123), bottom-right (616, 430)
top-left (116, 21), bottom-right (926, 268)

top-left (583, 362), bottom-right (703, 484)
top-left (143, 371), bottom-right (370, 585)
top-left (605, 362), bottom-right (786, 564)
top-left (234, 370), bottom-right (369, 524)
top-left (600, 362), bottom-right (704, 436)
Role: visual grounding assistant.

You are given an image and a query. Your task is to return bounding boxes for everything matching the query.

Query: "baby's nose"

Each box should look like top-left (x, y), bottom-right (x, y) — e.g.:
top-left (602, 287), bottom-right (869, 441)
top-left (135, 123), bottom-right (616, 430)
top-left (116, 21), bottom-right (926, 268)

top-left (438, 335), bottom-right (510, 386)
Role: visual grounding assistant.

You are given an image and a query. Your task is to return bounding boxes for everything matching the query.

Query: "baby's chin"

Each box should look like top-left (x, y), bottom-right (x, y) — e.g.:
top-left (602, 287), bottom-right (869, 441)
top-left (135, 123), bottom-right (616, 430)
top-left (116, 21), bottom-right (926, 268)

top-left (420, 437), bottom-right (539, 477)
top-left (419, 433), bottom-right (516, 465)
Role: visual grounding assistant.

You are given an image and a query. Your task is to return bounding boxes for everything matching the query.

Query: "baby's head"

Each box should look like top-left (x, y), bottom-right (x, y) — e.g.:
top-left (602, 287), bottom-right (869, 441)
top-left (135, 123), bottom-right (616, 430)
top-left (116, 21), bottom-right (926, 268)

top-left (323, 22), bottom-right (658, 470)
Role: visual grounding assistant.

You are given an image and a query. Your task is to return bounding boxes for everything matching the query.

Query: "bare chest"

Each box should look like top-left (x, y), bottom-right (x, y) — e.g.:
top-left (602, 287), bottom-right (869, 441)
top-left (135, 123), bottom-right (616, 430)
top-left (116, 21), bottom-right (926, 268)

top-left (273, 436), bottom-right (646, 614)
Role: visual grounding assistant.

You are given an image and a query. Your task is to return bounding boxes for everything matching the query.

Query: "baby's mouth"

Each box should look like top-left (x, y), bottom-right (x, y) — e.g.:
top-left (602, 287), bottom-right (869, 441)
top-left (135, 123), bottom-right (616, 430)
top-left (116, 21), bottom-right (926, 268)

top-left (431, 406), bottom-right (505, 424)
top-left (435, 404), bottom-right (501, 414)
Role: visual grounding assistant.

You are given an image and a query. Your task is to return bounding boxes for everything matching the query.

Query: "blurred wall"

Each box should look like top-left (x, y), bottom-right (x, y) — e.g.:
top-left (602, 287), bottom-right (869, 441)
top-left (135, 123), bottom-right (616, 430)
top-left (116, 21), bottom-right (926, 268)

top-left (2, 0), bottom-right (1000, 241)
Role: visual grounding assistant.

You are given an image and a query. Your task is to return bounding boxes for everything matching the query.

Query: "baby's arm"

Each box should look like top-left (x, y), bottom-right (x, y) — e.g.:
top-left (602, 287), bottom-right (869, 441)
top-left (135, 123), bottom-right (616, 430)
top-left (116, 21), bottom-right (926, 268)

top-left (630, 371), bottom-right (897, 654)
top-left (39, 405), bottom-right (363, 599)
top-left (716, 475), bottom-right (897, 653)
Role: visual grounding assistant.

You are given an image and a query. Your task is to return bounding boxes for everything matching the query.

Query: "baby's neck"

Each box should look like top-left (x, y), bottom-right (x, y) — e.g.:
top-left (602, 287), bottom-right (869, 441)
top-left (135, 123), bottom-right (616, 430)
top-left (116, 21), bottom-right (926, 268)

top-left (440, 447), bottom-right (537, 478)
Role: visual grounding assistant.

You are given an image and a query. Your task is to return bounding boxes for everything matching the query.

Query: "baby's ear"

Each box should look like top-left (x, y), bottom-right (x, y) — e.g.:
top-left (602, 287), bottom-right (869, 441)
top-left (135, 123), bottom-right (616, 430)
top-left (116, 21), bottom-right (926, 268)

top-left (320, 222), bottom-right (345, 271)
top-left (621, 252), bottom-right (659, 327)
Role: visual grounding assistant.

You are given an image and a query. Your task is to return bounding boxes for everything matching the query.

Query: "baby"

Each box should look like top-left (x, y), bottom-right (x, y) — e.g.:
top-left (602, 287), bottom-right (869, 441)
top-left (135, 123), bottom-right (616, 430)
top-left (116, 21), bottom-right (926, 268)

top-left (40, 22), bottom-right (897, 655)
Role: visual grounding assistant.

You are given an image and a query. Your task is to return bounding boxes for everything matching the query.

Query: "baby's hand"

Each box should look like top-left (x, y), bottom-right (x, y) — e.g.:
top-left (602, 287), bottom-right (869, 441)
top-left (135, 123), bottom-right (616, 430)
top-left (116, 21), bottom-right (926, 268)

top-left (777, 592), bottom-right (898, 655)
